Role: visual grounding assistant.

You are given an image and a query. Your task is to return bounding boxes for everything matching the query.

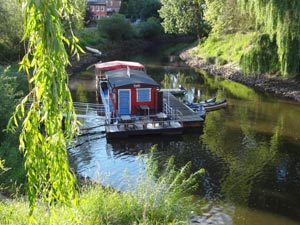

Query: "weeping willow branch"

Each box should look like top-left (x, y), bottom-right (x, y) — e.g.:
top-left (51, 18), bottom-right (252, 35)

top-left (7, 0), bottom-right (83, 212)
top-left (238, 0), bottom-right (300, 77)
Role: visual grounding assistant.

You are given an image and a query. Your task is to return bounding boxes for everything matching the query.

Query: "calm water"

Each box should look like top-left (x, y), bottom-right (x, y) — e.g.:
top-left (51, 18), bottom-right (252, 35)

top-left (68, 46), bottom-right (300, 225)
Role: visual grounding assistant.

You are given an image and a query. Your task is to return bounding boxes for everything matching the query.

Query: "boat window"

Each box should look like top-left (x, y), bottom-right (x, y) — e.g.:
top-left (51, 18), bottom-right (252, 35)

top-left (137, 88), bottom-right (151, 102)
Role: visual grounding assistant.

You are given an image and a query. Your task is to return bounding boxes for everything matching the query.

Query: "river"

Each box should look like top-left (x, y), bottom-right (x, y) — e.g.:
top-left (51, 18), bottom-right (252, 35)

top-left (68, 45), bottom-right (300, 225)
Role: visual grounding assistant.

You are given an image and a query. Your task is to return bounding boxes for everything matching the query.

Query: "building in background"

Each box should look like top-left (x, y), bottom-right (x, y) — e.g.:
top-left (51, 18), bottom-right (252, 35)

top-left (106, 0), bottom-right (122, 15)
top-left (87, 0), bottom-right (107, 20)
top-left (87, 0), bottom-right (122, 20)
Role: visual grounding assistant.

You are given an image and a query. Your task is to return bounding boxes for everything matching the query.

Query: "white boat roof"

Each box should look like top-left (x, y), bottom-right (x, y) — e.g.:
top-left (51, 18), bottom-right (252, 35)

top-left (95, 61), bottom-right (145, 71)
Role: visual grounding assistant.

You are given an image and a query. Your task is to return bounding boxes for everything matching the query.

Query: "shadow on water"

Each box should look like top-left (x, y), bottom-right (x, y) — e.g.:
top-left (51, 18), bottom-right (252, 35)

top-left (69, 45), bottom-right (300, 225)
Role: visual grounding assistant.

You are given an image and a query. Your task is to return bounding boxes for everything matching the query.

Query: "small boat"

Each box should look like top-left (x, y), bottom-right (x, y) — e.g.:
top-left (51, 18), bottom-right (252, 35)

top-left (186, 98), bottom-right (227, 112)
top-left (200, 99), bottom-right (227, 112)
top-left (86, 46), bottom-right (102, 55)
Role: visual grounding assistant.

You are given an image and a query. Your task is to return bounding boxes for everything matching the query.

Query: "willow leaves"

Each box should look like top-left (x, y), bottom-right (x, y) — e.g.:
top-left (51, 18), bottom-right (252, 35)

top-left (8, 0), bottom-right (83, 212)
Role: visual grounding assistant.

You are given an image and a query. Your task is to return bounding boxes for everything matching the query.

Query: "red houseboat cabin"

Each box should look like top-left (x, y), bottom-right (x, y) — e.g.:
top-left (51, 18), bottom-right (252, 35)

top-left (95, 61), bottom-right (162, 117)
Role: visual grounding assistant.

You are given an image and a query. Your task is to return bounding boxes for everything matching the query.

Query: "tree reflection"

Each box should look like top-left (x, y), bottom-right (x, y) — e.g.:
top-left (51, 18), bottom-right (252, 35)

top-left (202, 107), bottom-right (282, 205)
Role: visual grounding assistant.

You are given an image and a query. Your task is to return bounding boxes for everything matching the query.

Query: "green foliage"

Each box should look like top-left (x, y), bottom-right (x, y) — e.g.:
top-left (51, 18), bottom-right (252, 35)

top-left (159, 0), bottom-right (208, 37)
top-left (78, 28), bottom-right (105, 49)
top-left (0, 65), bottom-right (28, 143)
top-left (8, 1), bottom-right (83, 212)
top-left (139, 0), bottom-right (161, 21)
top-left (204, 0), bottom-right (255, 35)
top-left (120, 0), bottom-right (161, 22)
top-left (0, 141), bottom-right (26, 196)
top-left (0, 0), bottom-right (23, 63)
top-left (0, 149), bottom-right (204, 224)
top-left (136, 17), bottom-right (163, 39)
top-left (238, 0), bottom-right (300, 77)
top-left (0, 65), bottom-right (27, 195)
top-left (240, 34), bottom-right (279, 75)
top-left (161, 74), bottom-right (173, 89)
top-left (119, 1), bottom-right (128, 15)
top-left (97, 14), bottom-right (135, 43)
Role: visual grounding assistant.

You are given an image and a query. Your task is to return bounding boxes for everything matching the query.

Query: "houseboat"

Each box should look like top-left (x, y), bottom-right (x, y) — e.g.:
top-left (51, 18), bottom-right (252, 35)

top-left (95, 61), bottom-right (185, 138)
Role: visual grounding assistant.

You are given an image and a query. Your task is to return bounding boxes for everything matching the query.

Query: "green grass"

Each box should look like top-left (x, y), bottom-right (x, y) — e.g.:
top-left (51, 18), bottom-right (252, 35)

top-left (78, 28), bottom-right (107, 49)
top-left (0, 150), bottom-right (204, 225)
top-left (193, 32), bottom-right (257, 65)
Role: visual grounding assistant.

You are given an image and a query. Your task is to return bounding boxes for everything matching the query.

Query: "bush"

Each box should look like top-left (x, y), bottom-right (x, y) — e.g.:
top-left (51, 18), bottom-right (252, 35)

top-left (136, 17), bottom-right (163, 39)
top-left (97, 14), bottom-right (135, 43)
top-left (78, 28), bottom-right (105, 49)
top-left (0, 141), bottom-right (25, 196)
top-left (0, 65), bottom-right (28, 195)
top-left (0, 65), bottom-right (28, 143)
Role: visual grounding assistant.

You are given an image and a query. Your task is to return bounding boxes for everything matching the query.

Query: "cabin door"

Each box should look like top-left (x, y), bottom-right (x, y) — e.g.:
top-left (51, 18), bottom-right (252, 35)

top-left (118, 89), bottom-right (131, 115)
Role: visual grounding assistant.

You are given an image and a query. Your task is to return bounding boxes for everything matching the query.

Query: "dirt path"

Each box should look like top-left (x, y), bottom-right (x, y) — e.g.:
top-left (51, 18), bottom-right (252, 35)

top-left (179, 49), bottom-right (300, 102)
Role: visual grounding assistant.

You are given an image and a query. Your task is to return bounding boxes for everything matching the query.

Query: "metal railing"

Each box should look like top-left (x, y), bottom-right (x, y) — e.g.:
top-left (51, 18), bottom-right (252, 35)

top-left (20, 97), bottom-right (105, 119)
top-left (98, 86), bottom-right (111, 125)
top-left (163, 102), bottom-right (183, 125)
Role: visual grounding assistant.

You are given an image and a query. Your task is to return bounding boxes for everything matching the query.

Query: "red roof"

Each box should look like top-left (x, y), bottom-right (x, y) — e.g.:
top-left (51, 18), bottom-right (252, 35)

top-left (95, 61), bottom-right (145, 71)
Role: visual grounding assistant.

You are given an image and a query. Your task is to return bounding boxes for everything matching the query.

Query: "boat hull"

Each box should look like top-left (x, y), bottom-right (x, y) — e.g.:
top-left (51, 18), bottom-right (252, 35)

top-left (202, 99), bottom-right (227, 112)
top-left (106, 125), bottom-right (183, 139)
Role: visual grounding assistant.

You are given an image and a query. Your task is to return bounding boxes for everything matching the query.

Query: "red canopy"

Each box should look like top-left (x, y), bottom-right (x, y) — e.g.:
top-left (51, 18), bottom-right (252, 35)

top-left (95, 60), bottom-right (145, 71)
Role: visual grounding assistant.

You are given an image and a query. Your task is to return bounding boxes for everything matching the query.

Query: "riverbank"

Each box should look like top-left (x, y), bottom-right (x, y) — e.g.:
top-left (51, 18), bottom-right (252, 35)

top-left (180, 48), bottom-right (300, 102)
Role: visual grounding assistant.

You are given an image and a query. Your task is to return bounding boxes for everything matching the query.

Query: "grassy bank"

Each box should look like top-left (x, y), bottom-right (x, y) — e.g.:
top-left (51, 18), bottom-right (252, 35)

top-left (0, 152), bottom-right (204, 225)
top-left (192, 32), bottom-right (256, 65)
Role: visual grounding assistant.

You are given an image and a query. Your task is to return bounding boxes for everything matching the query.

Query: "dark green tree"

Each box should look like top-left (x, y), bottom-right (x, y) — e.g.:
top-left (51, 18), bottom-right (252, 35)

top-left (119, 1), bottom-right (129, 15)
top-left (139, 0), bottom-right (161, 21)
top-left (136, 17), bottom-right (163, 39)
top-left (98, 14), bottom-right (134, 43)
top-left (0, 0), bottom-right (23, 63)
top-left (127, 0), bottom-right (137, 21)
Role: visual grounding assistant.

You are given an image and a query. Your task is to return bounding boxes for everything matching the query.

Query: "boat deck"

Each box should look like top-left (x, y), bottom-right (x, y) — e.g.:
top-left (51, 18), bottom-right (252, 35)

top-left (106, 117), bottom-right (183, 138)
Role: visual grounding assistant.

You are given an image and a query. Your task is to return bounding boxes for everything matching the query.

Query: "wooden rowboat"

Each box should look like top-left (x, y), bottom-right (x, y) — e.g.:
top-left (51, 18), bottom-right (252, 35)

top-left (201, 99), bottom-right (227, 111)
top-left (186, 98), bottom-right (227, 112)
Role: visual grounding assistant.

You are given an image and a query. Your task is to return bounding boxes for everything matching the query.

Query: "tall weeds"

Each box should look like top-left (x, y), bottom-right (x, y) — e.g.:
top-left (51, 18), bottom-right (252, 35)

top-left (0, 147), bottom-right (204, 224)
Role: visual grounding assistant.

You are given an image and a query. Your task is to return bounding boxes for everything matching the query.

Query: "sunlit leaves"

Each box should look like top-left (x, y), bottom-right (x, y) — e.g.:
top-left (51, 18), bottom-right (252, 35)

top-left (159, 0), bottom-right (207, 37)
top-left (8, 0), bottom-right (83, 213)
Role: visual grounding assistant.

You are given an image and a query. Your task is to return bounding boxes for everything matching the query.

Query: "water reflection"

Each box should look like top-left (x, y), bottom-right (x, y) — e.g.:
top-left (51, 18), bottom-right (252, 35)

top-left (69, 50), bottom-right (300, 224)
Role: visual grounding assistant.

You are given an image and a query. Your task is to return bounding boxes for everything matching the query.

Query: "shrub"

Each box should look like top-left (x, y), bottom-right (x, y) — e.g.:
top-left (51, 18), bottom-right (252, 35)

top-left (97, 14), bottom-right (135, 43)
top-left (136, 17), bottom-right (163, 39)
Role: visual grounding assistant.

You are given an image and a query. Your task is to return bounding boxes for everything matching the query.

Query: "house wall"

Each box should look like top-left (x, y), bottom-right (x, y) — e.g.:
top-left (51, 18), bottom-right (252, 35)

top-left (113, 86), bottom-right (158, 116)
top-left (87, 4), bottom-right (107, 19)
top-left (106, 0), bottom-right (122, 12)
top-left (87, 0), bottom-right (121, 20)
